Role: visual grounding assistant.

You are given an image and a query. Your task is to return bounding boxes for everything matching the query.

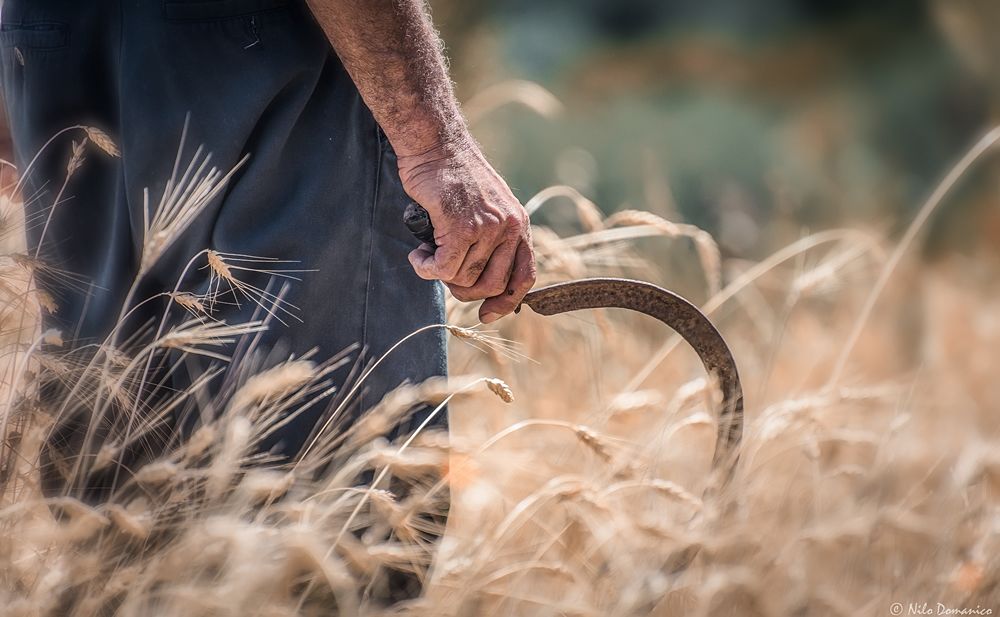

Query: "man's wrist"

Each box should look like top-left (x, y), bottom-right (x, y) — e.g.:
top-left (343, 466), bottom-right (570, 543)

top-left (394, 130), bottom-right (480, 168)
top-left (380, 101), bottom-right (473, 158)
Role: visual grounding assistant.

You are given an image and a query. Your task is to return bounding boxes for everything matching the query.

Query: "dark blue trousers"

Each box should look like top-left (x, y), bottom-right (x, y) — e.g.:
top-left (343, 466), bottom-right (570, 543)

top-left (0, 0), bottom-right (447, 462)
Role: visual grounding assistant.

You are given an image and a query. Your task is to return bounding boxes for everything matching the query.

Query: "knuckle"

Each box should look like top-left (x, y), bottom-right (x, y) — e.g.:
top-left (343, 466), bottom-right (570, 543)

top-left (442, 245), bottom-right (466, 264)
top-left (439, 256), bottom-right (465, 280)
top-left (410, 263), bottom-right (434, 281)
top-left (464, 289), bottom-right (490, 301)
top-left (435, 267), bottom-right (456, 283)
top-left (517, 272), bottom-right (536, 293)
top-left (515, 260), bottom-right (536, 283)
top-left (448, 286), bottom-right (472, 302)
top-left (468, 258), bottom-right (489, 276)
top-left (457, 223), bottom-right (479, 241)
top-left (484, 279), bottom-right (507, 297)
top-left (454, 272), bottom-right (478, 288)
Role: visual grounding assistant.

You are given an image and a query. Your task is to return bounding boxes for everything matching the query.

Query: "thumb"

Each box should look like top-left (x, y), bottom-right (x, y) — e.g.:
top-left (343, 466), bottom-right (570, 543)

top-left (408, 237), bottom-right (470, 282)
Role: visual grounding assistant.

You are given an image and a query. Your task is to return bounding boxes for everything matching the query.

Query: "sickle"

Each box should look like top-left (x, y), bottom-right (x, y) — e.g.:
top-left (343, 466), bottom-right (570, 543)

top-left (405, 204), bottom-right (744, 476)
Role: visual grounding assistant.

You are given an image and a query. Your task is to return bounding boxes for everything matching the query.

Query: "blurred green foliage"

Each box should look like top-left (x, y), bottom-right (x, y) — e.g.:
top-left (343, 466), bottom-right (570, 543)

top-left (434, 0), bottom-right (997, 259)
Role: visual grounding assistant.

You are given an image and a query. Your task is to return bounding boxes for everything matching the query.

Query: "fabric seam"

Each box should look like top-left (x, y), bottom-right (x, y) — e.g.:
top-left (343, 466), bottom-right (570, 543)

top-left (360, 121), bottom-right (382, 406)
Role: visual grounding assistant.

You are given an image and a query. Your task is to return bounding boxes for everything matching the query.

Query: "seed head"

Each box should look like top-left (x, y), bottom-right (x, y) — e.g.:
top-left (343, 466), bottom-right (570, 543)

top-left (41, 328), bottom-right (64, 347)
top-left (134, 461), bottom-right (179, 487)
top-left (230, 360), bottom-right (316, 411)
top-left (84, 127), bottom-right (121, 157)
top-left (92, 444), bottom-right (120, 472)
top-left (486, 378), bottom-right (514, 403)
top-left (67, 139), bottom-right (87, 176)
top-left (170, 292), bottom-right (207, 316)
top-left (207, 250), bottom-right (235, 282)
top-left (185, 425), bottom-right (216, 459)
top-left (105, 504), bottom-right (150, 540)
top-left (446, 325), bottom-right (477, 340)
top-left (35, 289), bottom-right (58, 314)
top-left (574, 425), bottom-right (613, 463)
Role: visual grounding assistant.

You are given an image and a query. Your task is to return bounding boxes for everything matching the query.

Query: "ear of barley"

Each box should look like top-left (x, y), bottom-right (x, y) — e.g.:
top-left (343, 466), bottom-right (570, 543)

top-left (523, 185), bottom-right (604, 231)
top-left (206, 249), bottom-right (234, 282)
top-left (84, 127), bottom-right (121, 157)
top-left (229, 360), bottom-right (316, 412)
top-left (608, 390), bottom-right (663, 416)
top-left (365, 543), bottom-right (428, 571)
top-left (647, 479), bottom-right (703, 510)
top-left (446, 326), bottom-right (534, 363)
top-left (603, 209), bottom-right (722, 295)
top-left (41, 328), bottom-right (63, 347)
top-left (134, 461), bottom-right (178, 487)
top-left (35, 353), bottom-right (71, 378)
top-left (105, 504), bottom-right (150, 540)
top-left (445, 325), bottom-right (477, 340)
top-left (201, 251), bottom-right (305, 325)
top-left (368, 487), bottom-right (400, 519)
top-left (184, 424), bottom-right (216, 459)
top-left (157, 319), bottom-right (267, 360)
top-left (238, 469), bottom-right (295, 503)
top-left (34, 289), bottom-right (58, 314)
top-left (48, 497), bottom-right (111, 528)
top-left (328, 378), bottom-right (469, 456)
top-left (335, 534), bottom-right (377, 576)
top-left (486, 378), bottom-right (514, 403)
top-left (91, 443), bottom-right (120, 472)
top-left (67, 139), bottom-right (87, 176)
top-left (139, 150), bottom-right (248, 275)
top-left (206, 416), bottom-right (251, 500)
top-left (372, 447), bottom-right (447, 479)
top-left (574, 425), bottom-right (614, 463)
top-left (169, 291), bottom-right (208, 316)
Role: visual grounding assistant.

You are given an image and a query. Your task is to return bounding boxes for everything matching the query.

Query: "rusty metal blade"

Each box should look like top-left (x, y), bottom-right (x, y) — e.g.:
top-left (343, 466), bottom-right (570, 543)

top-left (521, 278), bottom-right (743, 473)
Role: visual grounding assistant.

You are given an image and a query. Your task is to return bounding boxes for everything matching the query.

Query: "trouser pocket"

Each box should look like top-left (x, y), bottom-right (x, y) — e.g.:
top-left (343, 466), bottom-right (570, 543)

top-left (163, 0), bottom-right (291, 22)
top-left (0, 21), bottom-right (69, 50)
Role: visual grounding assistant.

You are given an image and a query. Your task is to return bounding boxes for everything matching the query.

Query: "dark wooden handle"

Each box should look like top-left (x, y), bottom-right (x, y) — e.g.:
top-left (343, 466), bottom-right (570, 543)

top-left (403, 202), bottom-right (437, 248)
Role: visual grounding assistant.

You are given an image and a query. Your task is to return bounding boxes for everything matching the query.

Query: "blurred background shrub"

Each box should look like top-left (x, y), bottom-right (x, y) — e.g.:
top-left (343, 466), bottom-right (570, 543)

top-left (433, 0), bottom-right (1000, 265)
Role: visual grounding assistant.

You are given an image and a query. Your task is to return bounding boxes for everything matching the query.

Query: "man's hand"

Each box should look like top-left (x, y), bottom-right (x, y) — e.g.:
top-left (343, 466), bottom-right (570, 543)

top-left (398, 141), bottom-right (535, 324)
top-left (306, 0), bottom-right (537, 323)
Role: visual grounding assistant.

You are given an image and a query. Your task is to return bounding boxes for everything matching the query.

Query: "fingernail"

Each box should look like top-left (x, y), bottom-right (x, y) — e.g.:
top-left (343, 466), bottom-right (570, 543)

top-left (481, 312), bottom-right (501, 324)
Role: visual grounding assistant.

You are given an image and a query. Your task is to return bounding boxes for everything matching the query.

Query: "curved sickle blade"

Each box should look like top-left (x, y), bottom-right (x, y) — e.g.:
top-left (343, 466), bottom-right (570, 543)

top-left (401, 205), bottom-right (742, 476)
top-left (521, 278), bottom-right (743, 473)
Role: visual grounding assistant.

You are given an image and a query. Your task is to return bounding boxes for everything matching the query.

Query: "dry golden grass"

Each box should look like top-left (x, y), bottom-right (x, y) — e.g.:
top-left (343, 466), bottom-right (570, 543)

top-left (0, 119), bottom-right (998, 617)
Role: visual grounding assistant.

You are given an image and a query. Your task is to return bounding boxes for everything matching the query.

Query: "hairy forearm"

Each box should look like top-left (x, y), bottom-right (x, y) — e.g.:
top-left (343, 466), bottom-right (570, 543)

top-left (306, 0), bottom-right (469, 156)
top-left (307, 0), bottom-right (536, 322)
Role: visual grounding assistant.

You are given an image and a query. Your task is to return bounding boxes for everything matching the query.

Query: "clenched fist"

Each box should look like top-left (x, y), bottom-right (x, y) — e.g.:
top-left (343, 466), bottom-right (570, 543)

top-left (398, 140), bottom-right (536, 324)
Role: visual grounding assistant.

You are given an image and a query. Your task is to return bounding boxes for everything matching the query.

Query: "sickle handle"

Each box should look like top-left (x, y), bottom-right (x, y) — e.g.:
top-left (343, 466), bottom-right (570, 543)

top-left (404, 203), bottom-right (437, 247)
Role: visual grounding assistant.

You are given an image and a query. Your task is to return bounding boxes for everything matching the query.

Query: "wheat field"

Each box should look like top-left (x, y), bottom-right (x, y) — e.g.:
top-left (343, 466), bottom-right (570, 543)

top-left (0, 105), bottom-right (998, 616)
